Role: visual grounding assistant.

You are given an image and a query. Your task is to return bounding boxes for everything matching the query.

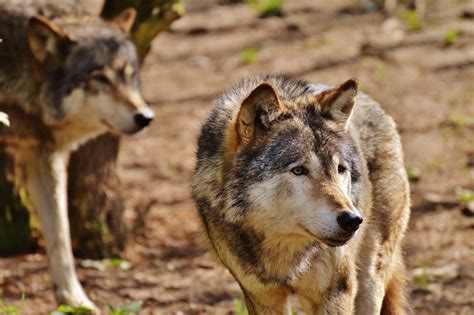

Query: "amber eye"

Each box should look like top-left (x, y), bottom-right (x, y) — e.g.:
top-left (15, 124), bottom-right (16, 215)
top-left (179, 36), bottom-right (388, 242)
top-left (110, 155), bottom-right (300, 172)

top-left (338, 164), bottom-right (347, 174)
top-left (291, 166), bottom-right (308, 176)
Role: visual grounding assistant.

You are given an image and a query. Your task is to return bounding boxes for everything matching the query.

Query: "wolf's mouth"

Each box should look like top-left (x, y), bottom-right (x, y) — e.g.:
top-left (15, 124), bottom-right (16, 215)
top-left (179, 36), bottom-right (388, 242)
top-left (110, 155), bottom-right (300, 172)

top-left (297, 224), bottom-right (354, 247)
top-left (323, 233), bottom-right (355, 247)
top-left (298, 223), bottom-right (317, 238)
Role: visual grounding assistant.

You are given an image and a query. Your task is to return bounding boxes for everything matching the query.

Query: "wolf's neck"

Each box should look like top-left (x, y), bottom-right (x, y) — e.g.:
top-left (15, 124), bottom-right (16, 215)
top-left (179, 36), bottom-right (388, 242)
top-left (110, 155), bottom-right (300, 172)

top-left (0, 64), bottom-right (41, 115)
top-left (258, 233), bottom-right (322, 284)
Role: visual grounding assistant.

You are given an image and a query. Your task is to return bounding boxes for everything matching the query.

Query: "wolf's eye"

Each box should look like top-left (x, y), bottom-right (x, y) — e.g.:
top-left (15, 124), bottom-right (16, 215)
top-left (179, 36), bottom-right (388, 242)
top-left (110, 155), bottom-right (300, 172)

top-left (338, 164), bottom-right (347, 174)
top-left (291, 166), bottom-right (308, 176)
top-left (92, 74), bottom-right (110, 84)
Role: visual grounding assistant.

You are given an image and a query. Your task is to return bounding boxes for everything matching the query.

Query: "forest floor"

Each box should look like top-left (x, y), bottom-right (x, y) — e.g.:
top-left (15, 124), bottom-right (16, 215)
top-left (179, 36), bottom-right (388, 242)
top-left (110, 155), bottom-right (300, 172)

top-left (1, 0), bottom-right (473, 314)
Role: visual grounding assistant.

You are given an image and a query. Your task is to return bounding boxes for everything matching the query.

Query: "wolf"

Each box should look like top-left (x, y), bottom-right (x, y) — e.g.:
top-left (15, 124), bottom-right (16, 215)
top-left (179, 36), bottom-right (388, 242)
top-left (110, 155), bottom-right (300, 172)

top-left (192, 74), bottom-right (411, 314)
top-left (0, 1), bottom-right (153, 311)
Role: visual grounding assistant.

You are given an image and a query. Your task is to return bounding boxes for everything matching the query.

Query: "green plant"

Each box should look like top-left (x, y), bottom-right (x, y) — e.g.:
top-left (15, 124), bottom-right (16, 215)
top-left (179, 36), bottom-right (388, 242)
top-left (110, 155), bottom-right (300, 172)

top-left (443, 29), bottom-right (459, 46)
top-left (406, 167), bottom-right (421, 182)
top-left (401, 9), bottom-right (423, 31)
top-left (247, 0), bottom-right (283, 17)
top-left (412, 268), bottom-right (431, 290)
top-left (234, 298), bottom-right (248, 315)
top-left (456, 188), bottom-right (474, 204)
top-left (106, 258), bottom-right (133, 271)
top-left (240, 47), bottom-right (259, 64)
top-left (107, 301), bottom-right (143, 315)
top-left (0, 292), bottom-right (25, 315)
top-left (50, 305), bottom-right (93, 315)
top-left (448, 113), bottom-right (474, 129)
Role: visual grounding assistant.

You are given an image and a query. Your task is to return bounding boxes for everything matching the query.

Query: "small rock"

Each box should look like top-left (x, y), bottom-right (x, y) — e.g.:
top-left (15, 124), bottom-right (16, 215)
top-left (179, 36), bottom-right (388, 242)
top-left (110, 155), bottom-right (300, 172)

top-left (461, 201), bottom-right (474, 217)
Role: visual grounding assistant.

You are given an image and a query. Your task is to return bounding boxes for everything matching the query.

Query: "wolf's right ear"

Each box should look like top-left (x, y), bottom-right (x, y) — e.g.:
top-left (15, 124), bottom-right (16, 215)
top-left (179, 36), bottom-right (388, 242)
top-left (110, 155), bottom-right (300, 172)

top-left (236, 83), bottom-right (285, 146)
top-left (112, 8), bottom-right (137, 34)
top-left (27, 16), bottom-right (70, 63)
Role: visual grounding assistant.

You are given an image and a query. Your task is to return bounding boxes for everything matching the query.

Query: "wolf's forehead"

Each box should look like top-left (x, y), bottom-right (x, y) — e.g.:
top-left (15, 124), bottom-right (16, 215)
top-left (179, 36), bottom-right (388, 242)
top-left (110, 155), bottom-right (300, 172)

top-left (68, 36), bottom-right (137, 72)
top-left (263, 124), bottom-right (314, 160)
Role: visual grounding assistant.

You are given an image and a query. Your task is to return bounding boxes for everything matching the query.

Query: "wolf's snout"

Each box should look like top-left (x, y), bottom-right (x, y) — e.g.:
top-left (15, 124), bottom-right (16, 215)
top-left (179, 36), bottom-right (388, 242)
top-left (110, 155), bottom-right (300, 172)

top-left (134, 109), bottom-right (154, 129)
top-left (337, 211), bottom-right (363, 233)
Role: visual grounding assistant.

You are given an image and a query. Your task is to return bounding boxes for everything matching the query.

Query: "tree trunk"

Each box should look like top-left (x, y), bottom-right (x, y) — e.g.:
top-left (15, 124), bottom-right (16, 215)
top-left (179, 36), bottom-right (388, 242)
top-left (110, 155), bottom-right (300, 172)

top-left (0, 145), bottom-right (38, 256)
top-left (67, 134), bottom-right (125, 258)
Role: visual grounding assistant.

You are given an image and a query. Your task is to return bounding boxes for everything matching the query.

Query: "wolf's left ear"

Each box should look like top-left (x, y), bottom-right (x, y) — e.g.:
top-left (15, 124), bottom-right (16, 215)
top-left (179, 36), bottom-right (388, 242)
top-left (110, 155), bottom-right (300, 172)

top-left (112, 8), bottom-right (137, 34)
top-left (27, 16), bottom-right (70, 63)
top-left (236, 83), bottom-right (285, 146)
top-left (317, 78), bottom-right (358, 129)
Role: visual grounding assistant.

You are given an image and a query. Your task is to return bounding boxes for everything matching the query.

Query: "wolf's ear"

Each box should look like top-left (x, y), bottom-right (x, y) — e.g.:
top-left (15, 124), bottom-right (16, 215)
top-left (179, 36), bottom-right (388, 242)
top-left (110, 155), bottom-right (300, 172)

top-left (317, 78), bottom-right (358, 129)
top-left (27, 16), bottom-right (69, 63)
top-left (112, 8), bottom-right (137, 33)
top-left (236, 83), bottom-right (285, 146)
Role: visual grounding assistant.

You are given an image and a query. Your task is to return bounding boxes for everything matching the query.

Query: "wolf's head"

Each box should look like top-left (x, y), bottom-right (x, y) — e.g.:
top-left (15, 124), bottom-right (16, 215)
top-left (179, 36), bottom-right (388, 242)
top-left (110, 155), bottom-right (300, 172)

top-left (224, 78), bottom-right (364, 247)
top-left (27, 8), bottom-right (153, 134)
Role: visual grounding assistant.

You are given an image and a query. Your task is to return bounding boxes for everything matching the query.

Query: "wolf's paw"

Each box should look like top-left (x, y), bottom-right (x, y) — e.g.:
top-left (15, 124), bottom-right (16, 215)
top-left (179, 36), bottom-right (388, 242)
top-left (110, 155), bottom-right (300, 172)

top-left (56, 288), bottom-right (100, 314)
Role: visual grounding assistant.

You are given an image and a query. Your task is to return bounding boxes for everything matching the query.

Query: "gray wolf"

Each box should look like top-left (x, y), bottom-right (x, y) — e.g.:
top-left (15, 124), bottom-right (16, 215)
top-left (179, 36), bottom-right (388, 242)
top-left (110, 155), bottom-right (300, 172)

top-left (192, 74), bottom-right (410, 314)
top-left (0, 1), bottom-right (153, 311)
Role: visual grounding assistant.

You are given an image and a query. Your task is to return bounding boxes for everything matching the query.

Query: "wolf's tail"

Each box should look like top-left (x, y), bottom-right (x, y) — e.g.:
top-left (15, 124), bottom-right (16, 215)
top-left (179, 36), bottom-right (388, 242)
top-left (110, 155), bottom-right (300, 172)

top-left (381, 261), bottom-right (411, 315)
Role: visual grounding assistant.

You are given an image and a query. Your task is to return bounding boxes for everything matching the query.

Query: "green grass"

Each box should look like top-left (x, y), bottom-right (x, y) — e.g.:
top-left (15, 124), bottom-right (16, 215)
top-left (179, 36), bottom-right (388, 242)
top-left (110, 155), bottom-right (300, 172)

top-left (79, 258), bottom-right (133, 272)
top-left (106, 258), bottom-right (132, 271)
top-left (240, 47), bottom-right (259, 64)
top-left (456, 188), bottom-right (474, 204)
top-left (50, 301), bottom-right (143, 315)
top-left (448, 113), bottom-right (474, 129)
top-left (50, 305), bottom-right (93, 315)
top-left (412, 268), bottom-right (431, 290)
top-left (443, 29), bottom-right (459, 46)
top-left (107, 301), bottom-right (142, 315)
top-left (0, 292), bottom-right (25, 315)
top-left (401, 9), bottom-right (423, 31)
top-left (247, 0), bottom-right (283, 17)
top-left (406, 167), bottom-right (422, 182)
top-left (233, 298), bottom-right (248, 315)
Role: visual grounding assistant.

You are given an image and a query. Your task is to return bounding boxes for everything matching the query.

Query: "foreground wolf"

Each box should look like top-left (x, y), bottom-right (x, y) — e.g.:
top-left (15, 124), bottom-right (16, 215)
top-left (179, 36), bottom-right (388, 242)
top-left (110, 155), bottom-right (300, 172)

top-left (0, 1), bottom-right (153, 311)
top-left (192, 75), bottom-right (410, 314)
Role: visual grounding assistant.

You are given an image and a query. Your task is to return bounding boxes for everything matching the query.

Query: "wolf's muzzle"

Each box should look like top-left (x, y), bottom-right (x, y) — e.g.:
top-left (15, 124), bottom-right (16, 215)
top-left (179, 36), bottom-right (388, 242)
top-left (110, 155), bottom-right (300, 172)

top-left (134, 109), bottom-right (155, 129)
top-left (337, 211), bottom-right (363, 233)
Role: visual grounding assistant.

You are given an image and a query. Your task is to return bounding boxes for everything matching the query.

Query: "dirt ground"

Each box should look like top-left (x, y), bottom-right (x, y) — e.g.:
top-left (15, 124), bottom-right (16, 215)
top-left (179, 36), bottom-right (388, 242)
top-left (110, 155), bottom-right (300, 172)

top-left (1, 0), bottom-right (473, 314)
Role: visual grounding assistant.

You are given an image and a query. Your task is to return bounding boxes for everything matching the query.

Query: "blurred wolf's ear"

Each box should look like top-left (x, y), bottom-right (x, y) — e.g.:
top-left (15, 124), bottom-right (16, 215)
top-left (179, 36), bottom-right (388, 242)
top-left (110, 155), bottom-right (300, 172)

top-left (237, 83), bottom-right (286, 145)
top-left (28, 16), bottom-right (70, 63)
top-left (317, 78), bottom-right (358, 129)
top-left (112, 8), bottom-right (137, 33)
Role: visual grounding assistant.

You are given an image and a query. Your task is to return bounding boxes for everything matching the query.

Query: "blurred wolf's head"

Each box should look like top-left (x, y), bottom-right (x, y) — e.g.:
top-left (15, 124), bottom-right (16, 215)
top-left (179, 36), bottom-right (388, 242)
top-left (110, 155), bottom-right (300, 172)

top-left (221, 78), bottom-right (364, 247)
top-left (27, 8), bottom-right (154, 134)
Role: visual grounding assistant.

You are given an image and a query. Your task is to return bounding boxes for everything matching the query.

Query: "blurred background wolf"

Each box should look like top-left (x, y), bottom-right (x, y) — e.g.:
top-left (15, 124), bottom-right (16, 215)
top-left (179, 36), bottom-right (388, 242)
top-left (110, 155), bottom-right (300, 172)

top-left (0, 0), bottom-right (154, 311)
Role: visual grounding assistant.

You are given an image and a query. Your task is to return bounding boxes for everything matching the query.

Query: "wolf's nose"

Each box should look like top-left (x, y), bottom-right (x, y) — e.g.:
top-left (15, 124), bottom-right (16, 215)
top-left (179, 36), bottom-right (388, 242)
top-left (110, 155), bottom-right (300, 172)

top-left (134, 112), bottom-right (154, 128)
top-left (337, 211), bottom-right (363, 233)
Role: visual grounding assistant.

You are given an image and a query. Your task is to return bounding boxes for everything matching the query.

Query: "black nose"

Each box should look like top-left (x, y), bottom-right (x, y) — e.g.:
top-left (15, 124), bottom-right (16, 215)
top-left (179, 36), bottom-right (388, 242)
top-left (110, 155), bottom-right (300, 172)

top-left (134, 113), bottom-right (153, 128)
top-left (337, 211), bottom-right (363, 233)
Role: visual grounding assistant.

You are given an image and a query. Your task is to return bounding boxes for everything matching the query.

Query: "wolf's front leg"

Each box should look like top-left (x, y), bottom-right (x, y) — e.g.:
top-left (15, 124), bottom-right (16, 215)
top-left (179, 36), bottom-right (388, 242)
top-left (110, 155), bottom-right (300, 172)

top-left (242, 288), bottom-right (291, 315)
top-left (299, 275), bottom-right (356, 315)
top-left (25, 151), bottom-right (98, 313)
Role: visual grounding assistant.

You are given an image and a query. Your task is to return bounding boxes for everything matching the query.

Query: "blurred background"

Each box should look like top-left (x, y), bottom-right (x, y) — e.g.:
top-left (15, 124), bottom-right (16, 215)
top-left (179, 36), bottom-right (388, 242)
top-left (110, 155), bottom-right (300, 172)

top-left (0, 0), bottom-right (473, 314)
